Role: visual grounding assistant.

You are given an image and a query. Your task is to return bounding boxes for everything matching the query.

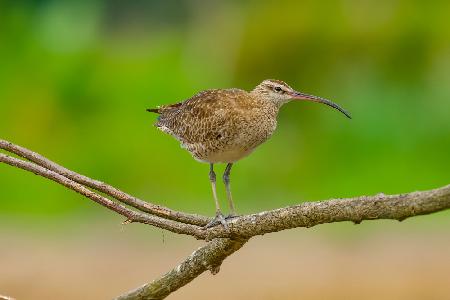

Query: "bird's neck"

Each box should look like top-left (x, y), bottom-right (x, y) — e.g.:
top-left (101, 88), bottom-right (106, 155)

top-left (248, 91), bottom-right (281, 119)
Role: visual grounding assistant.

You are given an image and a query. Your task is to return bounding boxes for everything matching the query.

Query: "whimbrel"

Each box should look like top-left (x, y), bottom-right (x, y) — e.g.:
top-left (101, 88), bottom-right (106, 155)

top-left (147, 79), bottom-right (351, 228)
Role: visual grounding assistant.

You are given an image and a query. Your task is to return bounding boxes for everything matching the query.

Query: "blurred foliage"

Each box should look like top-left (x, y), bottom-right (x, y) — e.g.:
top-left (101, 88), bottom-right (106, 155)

top-left (0, 0), bottom-right (449, 221)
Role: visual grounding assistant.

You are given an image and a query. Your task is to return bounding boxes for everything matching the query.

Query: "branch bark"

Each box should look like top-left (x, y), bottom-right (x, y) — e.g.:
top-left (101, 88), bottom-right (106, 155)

top-left (203, 184), bottom-right (450, 240)
top-left (0, 139), bottom-right (209, 227)
top-left (1, 138), bottom-right (449, 300)
top-left (114, 238), bottom-right (247, 300)
top-left (0, 153), bottom-right (205, 238)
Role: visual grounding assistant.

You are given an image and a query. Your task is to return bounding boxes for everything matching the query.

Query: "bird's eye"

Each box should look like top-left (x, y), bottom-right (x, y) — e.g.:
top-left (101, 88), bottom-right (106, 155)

top-left (274, 86), bottom-right (283, 93)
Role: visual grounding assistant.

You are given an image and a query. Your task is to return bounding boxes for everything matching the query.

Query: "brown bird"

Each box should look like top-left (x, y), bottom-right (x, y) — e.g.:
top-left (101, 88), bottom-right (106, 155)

top-left (147, 79), bottom-right (351, 228)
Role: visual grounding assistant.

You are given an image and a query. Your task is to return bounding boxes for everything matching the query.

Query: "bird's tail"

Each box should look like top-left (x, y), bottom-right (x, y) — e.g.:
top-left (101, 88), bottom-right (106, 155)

top-left (146, 108), bottom-right (160, 114)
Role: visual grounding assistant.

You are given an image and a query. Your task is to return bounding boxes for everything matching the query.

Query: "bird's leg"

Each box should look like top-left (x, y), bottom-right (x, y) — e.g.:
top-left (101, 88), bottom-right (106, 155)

top-left (209, 163), bottom-right (221, 214)
top-left (223, 163), bottom-right (237, 218)
top-left (205, 163), bottom-right (228, 229)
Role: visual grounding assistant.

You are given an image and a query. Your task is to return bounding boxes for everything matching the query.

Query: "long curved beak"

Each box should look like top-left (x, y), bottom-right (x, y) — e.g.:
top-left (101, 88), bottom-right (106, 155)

top-left (289, 91), bottom-right (351, 119)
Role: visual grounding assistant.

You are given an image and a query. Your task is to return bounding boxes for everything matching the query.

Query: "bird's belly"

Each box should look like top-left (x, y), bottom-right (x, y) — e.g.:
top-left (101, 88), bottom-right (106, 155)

top-left (186, 124), bottom-right (275, 163)
top-left (200, 147), bottom-right (255, 163)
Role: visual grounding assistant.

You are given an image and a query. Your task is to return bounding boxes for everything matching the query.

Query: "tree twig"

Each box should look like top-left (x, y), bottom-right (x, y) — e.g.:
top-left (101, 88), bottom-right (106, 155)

top-left (0, 153), bottom-right (206, 239)
top-left (0, 139), bottom-right (209, 226)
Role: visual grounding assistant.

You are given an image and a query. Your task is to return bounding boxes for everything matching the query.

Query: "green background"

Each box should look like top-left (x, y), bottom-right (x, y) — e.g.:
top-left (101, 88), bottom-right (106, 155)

top-left (1, 1), bottom-right (450, 300)
top-left (1, 1), bottom-right (449, 222)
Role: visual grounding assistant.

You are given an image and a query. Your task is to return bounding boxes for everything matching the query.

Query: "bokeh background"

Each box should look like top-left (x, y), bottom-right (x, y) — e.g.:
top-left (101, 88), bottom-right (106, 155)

top-left (1, 1), bottom-right (449, 299)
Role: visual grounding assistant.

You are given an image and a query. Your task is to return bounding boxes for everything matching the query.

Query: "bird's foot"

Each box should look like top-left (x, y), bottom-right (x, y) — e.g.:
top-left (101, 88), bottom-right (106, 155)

top-left (225, 213), bottom-right (239, 220)
top-left (204, 212), bottom-right (228, 230)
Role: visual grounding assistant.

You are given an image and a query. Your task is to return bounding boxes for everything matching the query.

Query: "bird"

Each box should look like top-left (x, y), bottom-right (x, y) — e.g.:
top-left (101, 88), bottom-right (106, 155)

top-left (147, 79), bottom-right (351, 228)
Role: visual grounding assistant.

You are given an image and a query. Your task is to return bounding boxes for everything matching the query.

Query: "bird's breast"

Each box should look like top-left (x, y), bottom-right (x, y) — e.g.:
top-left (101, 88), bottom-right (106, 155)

top-left (190, 109), bottom-right (278, 163)
top-left (237, 111), bottom-right (278, 149)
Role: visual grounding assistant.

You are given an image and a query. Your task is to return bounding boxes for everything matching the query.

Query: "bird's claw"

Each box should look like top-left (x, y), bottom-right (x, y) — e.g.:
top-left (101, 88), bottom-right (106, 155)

top-left (204, 212), bottom-right (229, 230)
top-left (225, 214), bottom-right (239, 220)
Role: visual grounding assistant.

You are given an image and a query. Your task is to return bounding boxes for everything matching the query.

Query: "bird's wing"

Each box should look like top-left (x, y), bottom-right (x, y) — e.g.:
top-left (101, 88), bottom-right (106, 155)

top-left (155, 89), bottom-right (247, 144)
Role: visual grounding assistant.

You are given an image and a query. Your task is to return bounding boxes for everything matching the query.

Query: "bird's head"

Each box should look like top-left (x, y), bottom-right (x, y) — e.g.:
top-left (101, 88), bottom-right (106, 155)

top-left (252, 79), bottom-right (351, 119)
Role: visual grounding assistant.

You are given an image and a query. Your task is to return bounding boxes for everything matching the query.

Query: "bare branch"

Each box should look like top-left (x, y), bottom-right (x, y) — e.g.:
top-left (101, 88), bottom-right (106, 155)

top-left (204, 184), bottom-right (450, 240)
top-left (115, 238), bottom-right (247, 300)
top-left (0, 139), bottom-right (209, 226)
top-left (114, 185), bottom-right (450, 299)
top-left (0, 153), bottom-right (206, 239)
top-left (1, 140), bottom-right (449, 241)
top-left (1, 139), bottom-right (449, 300)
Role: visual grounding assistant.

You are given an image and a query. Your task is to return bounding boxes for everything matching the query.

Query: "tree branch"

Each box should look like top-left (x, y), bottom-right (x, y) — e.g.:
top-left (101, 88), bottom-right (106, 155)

top-left (0, 139), bottom-right (209, 226)
top-left (0, 153), bottom-right (207, 239)
top-left (203, 184), bottom-right (450, 240)
top-left (113, 185), bottom-right (450, 299)
top-left (114, 238), bottom-right (247, 300)
top-left (1, 139), bottom-right (449, 300)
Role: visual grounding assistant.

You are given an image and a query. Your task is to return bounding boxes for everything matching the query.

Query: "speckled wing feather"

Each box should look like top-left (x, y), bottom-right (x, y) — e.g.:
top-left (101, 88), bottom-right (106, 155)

top-left (154, 89), bottom-right (246, 144)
